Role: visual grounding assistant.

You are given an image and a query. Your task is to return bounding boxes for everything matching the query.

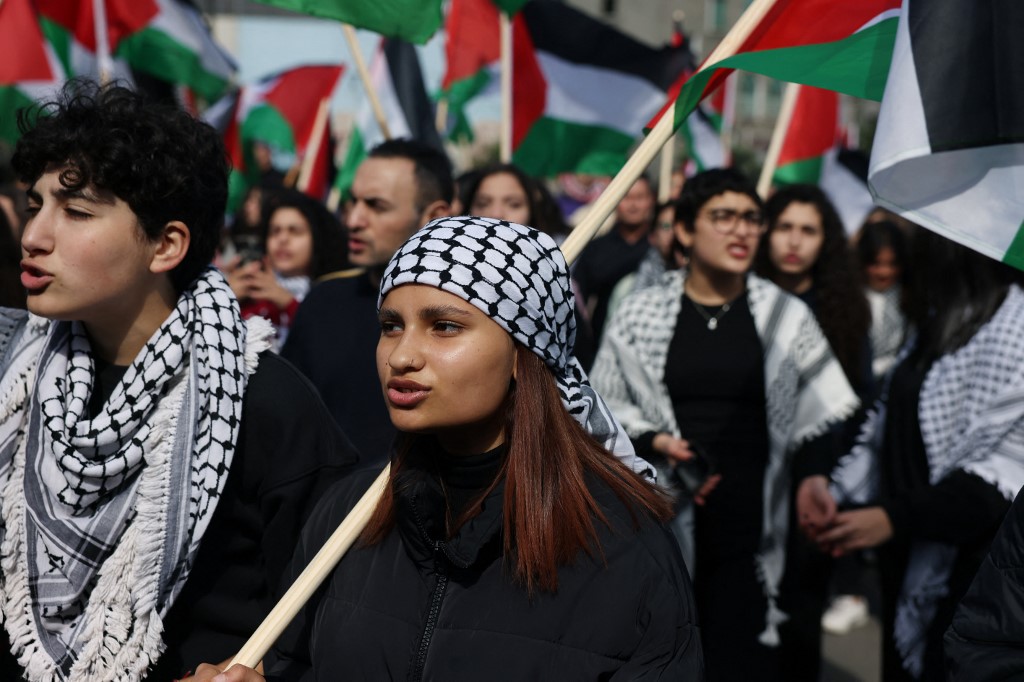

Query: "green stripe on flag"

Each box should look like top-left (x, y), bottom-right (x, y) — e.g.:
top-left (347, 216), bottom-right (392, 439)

top-left (0, 86), bottom-right (34, 145)
top-left (241, 104), bottom-right (296, 154)
top-left (117, 28), bottom-right (231, 101)
top-left (39, 18), bottom-right (73, 77)
top-left (1004, 219), bottom-right (1024, 271)
top-left (773, 156), bottom-right (824, 186)
top-left (250, 0), bottom-right (443, 45)
top-left (674, 19), bottom-right (898, 130)
top-left (514, 117), bottom-right (635, 178)
top-left (334, 125), bottom-right (367, 200)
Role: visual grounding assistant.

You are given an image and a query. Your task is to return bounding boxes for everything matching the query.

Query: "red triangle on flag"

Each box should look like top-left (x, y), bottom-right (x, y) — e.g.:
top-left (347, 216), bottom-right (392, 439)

top-left (0, 0), bottom-right (55, 83)
top-left (35, 0), bottom-right (159, 52)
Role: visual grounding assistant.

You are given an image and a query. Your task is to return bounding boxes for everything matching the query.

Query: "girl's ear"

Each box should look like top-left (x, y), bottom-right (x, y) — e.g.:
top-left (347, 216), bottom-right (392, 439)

top-left (674, 220), bottom-right (694, 250)
top-left (150, 220), bottom-right (191, 274)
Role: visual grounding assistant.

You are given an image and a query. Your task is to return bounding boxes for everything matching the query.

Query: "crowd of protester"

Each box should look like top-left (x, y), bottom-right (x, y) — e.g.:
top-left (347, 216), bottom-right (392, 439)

top-left (0, 81), bottom-right (1022, 681)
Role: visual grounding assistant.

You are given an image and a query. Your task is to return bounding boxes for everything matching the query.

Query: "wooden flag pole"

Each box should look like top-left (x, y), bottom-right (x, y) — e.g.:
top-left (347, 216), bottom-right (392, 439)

top-left (227, 0), bottom-right (781, 672)
top-left (295, 98), bottom-right (331, 194)
top-left (756, 81), bottom-right (800, 199)
top-left (657, 135), bottom-right (675, 202)
top-left (435, 97), bottom-right (449, 135)
top-left (343, 24), bottom-right (392, 141)
top-left (93, 0), bottom-right (113, 84)
top-left (499, 11), bottom-right (513, 163)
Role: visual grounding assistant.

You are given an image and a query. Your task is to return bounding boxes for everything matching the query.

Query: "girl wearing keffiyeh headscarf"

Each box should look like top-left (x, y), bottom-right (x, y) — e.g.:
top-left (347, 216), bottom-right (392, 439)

top-left (0, 82), bottom-right (355, 681)
top-left (198, 216), bottom-right (704, 681)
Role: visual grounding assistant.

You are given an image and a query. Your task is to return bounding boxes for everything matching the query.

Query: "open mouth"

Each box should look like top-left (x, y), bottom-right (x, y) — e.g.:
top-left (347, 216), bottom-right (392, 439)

top-left (20, 263), bottom-right (53, 290)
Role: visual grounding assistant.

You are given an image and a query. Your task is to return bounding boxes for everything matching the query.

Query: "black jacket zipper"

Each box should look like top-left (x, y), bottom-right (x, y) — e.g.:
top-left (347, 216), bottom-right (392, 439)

top-left (410, 543), bottom-right (449, 682)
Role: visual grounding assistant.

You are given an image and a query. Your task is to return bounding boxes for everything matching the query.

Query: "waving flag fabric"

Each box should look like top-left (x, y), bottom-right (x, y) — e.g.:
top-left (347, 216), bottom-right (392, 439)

top-left (335, 39), bottom-right (441, 198)
top-left (655, 0), bottom-right (901, 133)
top-left (206, 64), bottom-right (343, 210)
top-left (0, 0), bottom-right (65, 145)
top-left (868, 0), bottom-right (1024, 269)
top-left (250, 0), bottom-right (444, 45)
top-left (512, 1), bottom-right (692, 177)
top-left (771, 85), bottom-right (872, 232)
top-left (36, 0), bottom-right (235, 100)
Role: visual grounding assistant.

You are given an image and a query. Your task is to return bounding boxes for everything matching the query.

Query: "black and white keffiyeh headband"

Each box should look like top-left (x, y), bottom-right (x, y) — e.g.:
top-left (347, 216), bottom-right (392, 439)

top-left (379, 216), bottom-right (652, 479)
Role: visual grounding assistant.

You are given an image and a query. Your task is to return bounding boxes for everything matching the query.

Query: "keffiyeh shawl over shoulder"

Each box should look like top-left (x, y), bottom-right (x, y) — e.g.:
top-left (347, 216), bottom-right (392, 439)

top-left (590, 270), bottom-right (859, 646)
top-left (0, 269), bottom-right (273, 681)
top-left (831, 284), bottom-right (1024, 678)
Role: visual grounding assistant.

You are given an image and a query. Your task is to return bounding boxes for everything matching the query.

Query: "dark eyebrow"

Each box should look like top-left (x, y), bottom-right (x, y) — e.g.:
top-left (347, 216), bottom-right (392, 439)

top-left (419, 304), bottom-right (474, 320)
top-left (378, 308), bottom-right (401, 324)
top-left (53, 185), bottom-right (115, 205)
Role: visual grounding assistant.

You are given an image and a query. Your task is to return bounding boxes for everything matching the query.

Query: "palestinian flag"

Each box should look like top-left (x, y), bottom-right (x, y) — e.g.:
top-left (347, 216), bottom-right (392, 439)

top-left (36, 0), bottom-right (235, 101)
top-left (656, 0), bottom-right (902, 134)
top-left (681, 77), bottom-right (735, 173)
top-left (0, 0), bottom-right (65, 146)
top-left (868, 0), bottom-right (1024, 269)
top-left (36, 0), bottom-right (137, 84)
top-left (250, 0), bottom-right (444, 45)
top-left (772, 85), bottom-right (871, 232)
top-left (513, 1), bottom-right (693, 177)
top-left (335, 39), bottom-right (441, 199)
top-left (207, 64), bottom-right (344, 211)
top-left (115, 0), bottom-right (236, 102)
top-left (440, 0), bottom-right (500, 142)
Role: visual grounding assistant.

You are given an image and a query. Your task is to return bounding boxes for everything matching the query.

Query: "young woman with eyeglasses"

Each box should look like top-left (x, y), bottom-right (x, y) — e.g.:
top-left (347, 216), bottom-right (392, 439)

top-left (591, 168), bottom-right (858, 681)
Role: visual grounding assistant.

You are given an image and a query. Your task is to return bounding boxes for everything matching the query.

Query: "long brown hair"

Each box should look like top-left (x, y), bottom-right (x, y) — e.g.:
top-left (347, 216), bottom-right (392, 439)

top-left (362, 344), bottom-right (672, 593)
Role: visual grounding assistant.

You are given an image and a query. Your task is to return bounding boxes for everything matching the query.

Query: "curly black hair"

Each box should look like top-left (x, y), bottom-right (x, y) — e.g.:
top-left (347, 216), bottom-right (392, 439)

top-left (261, 188), bottom-right (348, 280)
top-left (673, 167), bottom-right (762, 232)
top-left (12, 80), bottom-right (229, 293)
top-left (755, 184), bottom-right (871, 391)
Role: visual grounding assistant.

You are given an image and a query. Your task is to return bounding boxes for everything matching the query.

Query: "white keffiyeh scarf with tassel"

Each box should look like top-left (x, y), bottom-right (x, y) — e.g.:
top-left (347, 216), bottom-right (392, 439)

top-left (832, 284), bottom-right (1024, 678)
top-left (0, 268), bottom-right (273, 681)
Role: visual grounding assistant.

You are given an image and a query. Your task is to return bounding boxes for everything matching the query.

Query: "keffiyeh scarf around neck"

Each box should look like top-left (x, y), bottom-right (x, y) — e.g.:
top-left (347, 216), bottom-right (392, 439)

top-left (0, 268), bottom-right (273, 681)
top-left (831, 285), bottom-right (1024, 678)
top-left (379, 216), bottom-right (653, 480)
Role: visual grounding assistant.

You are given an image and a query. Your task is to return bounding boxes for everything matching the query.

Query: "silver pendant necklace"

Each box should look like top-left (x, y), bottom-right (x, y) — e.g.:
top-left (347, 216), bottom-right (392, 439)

top-left (688, 296), bottom-right (731, 330)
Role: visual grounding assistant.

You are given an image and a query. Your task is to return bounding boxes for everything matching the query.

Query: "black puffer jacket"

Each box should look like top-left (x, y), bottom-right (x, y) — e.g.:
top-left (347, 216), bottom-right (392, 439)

top-left (945, 485), bottom-right (1024, 680)
top-left (265, 457), bottom-right (703, 681)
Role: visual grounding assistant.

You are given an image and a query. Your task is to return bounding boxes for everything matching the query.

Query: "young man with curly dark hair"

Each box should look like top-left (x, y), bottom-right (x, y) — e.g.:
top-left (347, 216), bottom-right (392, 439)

top-left (0, 81), bottom-right (358, 681)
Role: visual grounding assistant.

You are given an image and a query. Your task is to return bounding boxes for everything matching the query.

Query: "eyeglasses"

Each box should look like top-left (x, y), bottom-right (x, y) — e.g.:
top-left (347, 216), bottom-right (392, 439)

top-left (701, 208), bottom-right (767, 235)
top-left (656, 220), bottom-right (674, 232)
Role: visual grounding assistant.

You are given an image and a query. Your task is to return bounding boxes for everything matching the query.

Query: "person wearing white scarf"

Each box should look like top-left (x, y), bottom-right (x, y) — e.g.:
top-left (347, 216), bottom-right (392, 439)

top-left (591, 169), bottom-right (858, 681)
top-left (0, 82), bottom-right (356, 680)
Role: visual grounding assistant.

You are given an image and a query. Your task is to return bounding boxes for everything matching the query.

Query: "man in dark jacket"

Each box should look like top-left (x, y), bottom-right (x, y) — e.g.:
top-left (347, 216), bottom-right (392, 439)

top-left (281, 139), bottom-right (452, 465)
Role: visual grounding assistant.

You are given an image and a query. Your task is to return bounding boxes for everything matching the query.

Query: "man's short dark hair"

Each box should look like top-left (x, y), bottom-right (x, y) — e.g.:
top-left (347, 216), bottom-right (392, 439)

top-left (367, 138), bottom-right (454, 211)
top-left (12, 80), bottom-right (229, 293)
top-left (674, 168), bottom-right (762, 232)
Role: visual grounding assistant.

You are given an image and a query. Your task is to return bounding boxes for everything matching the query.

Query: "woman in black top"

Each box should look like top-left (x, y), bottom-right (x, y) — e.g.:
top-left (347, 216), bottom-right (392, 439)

top-left (195, 217), bottom-right (702, 681)
top-left (591, 169), bottom-right (859, 681)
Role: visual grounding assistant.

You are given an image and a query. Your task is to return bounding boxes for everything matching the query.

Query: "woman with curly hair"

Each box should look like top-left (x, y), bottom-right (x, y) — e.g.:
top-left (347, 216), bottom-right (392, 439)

top-left (0, 82), bottom-right (356, 680)
top-left (756, 184), bottom-right (872, 397)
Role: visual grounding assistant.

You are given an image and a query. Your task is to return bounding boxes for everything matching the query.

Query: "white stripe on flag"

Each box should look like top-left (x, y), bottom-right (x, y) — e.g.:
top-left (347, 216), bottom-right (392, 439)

top-left (538, 51), bottom-right (666, 134)
top-left (821, 150), bottom-right (874, 235)
top-left (686, 107), bottom-right (725, 172)
top-left (151, 0), bottom-right (235, 79)
top-left (358, 41), bottom-right (412, 150)
top-left (868, 0), bottom-right (1024, 261)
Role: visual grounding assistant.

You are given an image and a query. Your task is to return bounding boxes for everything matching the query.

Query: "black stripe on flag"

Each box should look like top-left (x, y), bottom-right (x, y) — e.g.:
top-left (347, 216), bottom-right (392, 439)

top-left (382, 38), bottom-right (444, 151)
top-left (911, 0), bottom-right (1024, 152)
top-left (521, 1), bottom-right (692, 91)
